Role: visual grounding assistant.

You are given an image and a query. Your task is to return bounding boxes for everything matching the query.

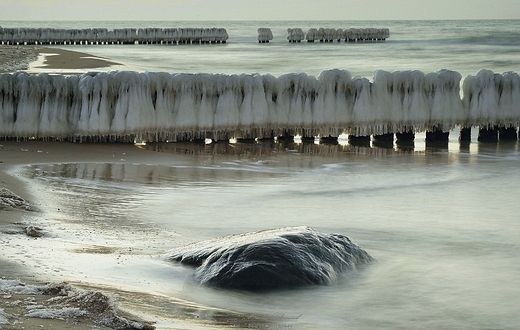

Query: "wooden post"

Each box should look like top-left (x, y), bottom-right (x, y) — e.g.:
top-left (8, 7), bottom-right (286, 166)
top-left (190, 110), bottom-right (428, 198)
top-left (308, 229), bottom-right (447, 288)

top-left (499, 126), bottom-right (518, 140)
top-left (372, 133), bottom-right (394, 142)
top-left (372, 133), bottom-right (394, 148)
top-left (396, 130), bottom-right (414, 143)
top-left (459, 127), bottom-right (471, 142)
top-left (348, 135), bottom-right (370, 146)
top-left (426, 127), bottom-right (449, 142)
top-left (478, 126), bottom-right (498, 142)
top-left (320, 136), bottom-right (338, 144)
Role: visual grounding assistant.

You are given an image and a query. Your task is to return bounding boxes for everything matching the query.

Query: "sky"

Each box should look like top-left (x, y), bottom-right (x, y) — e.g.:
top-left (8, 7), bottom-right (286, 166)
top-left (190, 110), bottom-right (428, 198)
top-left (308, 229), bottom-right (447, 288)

top-left (1, 0), bottom-right (520, 21)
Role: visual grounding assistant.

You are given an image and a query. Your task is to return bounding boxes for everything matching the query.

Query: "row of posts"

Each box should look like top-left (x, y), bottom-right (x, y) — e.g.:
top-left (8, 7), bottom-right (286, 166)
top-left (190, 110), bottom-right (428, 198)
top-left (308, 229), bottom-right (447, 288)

top-left (258, 28), bottom-right (389, 43)
top-left (348, 126), bottom-right (519, 145)
top-left (229, 126), bottom-right (519, 146)
top-left (0, 27), bottom-right (229, 45)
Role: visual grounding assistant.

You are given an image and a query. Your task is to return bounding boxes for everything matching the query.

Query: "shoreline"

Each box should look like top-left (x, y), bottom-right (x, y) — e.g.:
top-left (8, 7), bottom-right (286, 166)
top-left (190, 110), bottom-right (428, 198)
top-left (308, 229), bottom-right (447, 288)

top-left (0, 45), bottom-right (125, 74)
top-left (0, 141), bottom-right (227, 330)
top-left (0, 142), bottom-right (160, 329)
top-left (0, 141), bottom-right (259, 330)
top-left (0, 43), bottom-right (179, 329)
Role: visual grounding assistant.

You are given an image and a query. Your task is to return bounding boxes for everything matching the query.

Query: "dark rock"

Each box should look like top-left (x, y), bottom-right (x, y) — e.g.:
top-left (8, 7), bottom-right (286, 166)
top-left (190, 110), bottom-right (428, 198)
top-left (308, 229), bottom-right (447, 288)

top-left (26, 225), bottom-right (44, 238)
top-left (168, 226), bottom-right (374, 291)
top-left (0, 188), bottom-right (35, 211)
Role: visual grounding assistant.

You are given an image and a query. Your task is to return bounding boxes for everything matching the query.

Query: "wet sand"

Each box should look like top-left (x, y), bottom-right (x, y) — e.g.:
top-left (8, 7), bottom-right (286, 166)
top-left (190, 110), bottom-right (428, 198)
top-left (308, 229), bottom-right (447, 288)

top-left (0, 45), bottom-right (123, 74)
top-left (33, 48), bottom-right (121, 70)
top-left (0, 140), bottom-right (255, 330)
top-left (0, 142), bottom-right (163, 330)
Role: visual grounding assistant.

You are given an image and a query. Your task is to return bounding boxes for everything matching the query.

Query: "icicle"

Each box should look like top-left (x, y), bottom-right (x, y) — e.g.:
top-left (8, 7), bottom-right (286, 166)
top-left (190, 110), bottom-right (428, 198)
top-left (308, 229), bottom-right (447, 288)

top-left (0, 70), bottom-right (518, 142)
top-left (425, 69), bottom-right (463, 131)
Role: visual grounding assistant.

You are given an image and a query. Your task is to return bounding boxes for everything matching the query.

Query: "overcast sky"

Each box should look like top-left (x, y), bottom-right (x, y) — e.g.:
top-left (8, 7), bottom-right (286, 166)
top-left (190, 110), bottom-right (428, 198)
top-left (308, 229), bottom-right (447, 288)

top-left (2, 0), bottom-right (520, 21)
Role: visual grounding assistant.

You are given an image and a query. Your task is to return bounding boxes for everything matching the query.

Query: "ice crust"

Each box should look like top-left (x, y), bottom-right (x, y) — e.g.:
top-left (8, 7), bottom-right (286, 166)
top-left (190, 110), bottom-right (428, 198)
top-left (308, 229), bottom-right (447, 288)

top-left (0, 188), bottom-right (35, 211)
top-left (0, 279), bottom-right (154, 329)
top-left (0, 69), bottom-right (518, 142)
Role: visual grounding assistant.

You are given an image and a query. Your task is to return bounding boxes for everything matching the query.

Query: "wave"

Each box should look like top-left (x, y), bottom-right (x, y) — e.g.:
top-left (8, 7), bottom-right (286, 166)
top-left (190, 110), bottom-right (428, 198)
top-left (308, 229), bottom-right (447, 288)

top-left (0, 69), bottom-right (518, 142)
top-left (167, 226), bottom-right (374, 291)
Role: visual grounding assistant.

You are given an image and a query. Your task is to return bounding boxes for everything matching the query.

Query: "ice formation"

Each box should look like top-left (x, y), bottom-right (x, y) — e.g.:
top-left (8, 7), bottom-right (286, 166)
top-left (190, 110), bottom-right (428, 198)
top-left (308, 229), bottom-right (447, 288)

top-left (0, 69), bottom-right (518, 142)
top-left (0, 27), bottom-right (228, 45)
top-left (0, 279), bottom-right (155, 329)
top-left (257, 28), bottom-right (273, 43)
top-left (0, 309), bottom-right (9, 325)
top-left (462, 69), bottom-right (520, 128)
top-left (0, 188), bottom-right (35, 211)
top-left (168, 226), bottom-right (374, 290)
top-left (305, 27), bottom-right (389, 42)
top-left (287, 28), bottom-right (305, 42)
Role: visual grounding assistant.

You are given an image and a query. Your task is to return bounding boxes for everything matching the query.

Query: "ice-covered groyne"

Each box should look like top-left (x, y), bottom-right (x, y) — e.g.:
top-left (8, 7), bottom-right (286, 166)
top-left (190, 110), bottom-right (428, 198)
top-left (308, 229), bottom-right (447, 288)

top-left (0, 27), bottom-right (228, 45)
top-left (304, 28), bottom-right (389, 42)
top-left (0, 69), bottom-right (518, 142)
top-left (168, 226), bottom-right (374, 290)
top-left (257, 28), bottom-right (273, 43)
top-left (287, 28), bottom-right (306, 42)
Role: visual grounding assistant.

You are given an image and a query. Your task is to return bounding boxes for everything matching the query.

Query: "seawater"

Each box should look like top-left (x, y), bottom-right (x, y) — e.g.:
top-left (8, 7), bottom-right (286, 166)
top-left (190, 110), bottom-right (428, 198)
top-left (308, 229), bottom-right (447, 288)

top-left (7, 138), bottom-right (520, 329)
top-left (2, 19), bottom-right (520, 77)
top-left (2, 20), bottom-right (520, 329)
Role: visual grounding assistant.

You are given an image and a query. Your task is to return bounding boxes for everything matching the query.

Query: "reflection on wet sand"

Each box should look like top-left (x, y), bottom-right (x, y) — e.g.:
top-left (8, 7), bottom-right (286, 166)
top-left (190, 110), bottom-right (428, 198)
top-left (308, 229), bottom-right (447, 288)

top-left (13, 136), bottom-right (520, 330)
top-left (88, 284), bottom-right (299, 330)
top-left (25, 137), bottom-right (518, 186)
top-left (139, 138), bottom-right (418, 157)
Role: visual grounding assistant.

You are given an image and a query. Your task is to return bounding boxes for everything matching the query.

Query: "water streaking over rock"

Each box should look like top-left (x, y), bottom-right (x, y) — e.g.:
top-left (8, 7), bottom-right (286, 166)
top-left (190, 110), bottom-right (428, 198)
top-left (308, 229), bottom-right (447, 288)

top-left (167, 226), bottom-right (374, 291)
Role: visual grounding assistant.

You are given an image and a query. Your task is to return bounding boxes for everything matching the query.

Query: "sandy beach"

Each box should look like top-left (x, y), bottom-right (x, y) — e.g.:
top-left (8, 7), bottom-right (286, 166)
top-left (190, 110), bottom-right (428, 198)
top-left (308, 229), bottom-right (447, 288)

top-left (0, 45), bottom-right (123, 74)
top-left (0, 46), bottom-right (40, 73)
top-left (0, 47), bottom-right (161, 330)
top-left (0, 145), bottom-right (168, 330)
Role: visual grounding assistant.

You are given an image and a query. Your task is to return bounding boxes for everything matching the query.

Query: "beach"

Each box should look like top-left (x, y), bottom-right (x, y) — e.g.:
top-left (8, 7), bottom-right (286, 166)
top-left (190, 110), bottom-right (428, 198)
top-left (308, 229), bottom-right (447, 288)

top-left (2, 20), bottom-right (520, 330)
top-left (0, 45), bottom-right (124, 74)
top-left (0, 48), bottom-right (159, 330)
top-left (0, 46), bottom-right (39, 73)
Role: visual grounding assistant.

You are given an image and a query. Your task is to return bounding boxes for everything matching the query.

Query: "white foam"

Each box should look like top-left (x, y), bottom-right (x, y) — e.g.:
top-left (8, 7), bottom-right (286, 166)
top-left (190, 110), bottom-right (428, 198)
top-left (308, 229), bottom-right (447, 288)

top-left (0, 308), bottom-right (9, 325)
top-left (25, 307), bottom-right (86, 319)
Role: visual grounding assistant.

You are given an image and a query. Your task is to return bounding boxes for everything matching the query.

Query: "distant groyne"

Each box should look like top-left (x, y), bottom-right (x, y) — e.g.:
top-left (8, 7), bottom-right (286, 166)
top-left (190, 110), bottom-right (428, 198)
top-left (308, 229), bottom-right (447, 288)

top-left (0, 26), bottom-right (389, 45)
top-left (0, 27), bottom-right (229, 45)
top-left (288, 28), bottom-right (390, 43)
top-left (0, 69), bottom-right (518, 143)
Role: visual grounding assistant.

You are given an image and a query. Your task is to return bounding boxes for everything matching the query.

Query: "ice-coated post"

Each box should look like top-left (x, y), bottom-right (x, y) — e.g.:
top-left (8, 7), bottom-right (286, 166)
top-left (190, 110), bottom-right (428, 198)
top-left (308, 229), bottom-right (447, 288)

top-left (478, 126), bottom-right (498, 142)
top-left (425, 127), bottom-right (449, 142)
top-left (499, 126), bottom-right (518, 140)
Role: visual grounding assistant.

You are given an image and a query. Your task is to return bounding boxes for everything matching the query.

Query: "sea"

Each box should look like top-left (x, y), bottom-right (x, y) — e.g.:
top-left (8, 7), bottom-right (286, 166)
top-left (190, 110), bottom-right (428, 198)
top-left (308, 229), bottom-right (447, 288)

top-left (2, 20), bottom-right (520, 329)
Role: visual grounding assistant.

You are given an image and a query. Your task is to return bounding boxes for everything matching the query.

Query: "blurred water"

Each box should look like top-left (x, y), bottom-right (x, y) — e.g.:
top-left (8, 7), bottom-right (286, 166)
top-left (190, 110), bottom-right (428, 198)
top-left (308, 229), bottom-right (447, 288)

top-left (3, 19), bottom-right (520, 329)
top-left (7, 138), bottom-right (519, 329)
top-left (2, 20), bottom-right (520, 77)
